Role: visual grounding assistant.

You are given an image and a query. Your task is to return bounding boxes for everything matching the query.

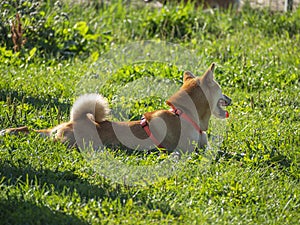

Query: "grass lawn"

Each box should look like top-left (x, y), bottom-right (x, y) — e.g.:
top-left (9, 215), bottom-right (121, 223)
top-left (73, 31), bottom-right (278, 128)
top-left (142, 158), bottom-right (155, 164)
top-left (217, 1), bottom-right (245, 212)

top-left (0, 1), bottom-right (299, 224)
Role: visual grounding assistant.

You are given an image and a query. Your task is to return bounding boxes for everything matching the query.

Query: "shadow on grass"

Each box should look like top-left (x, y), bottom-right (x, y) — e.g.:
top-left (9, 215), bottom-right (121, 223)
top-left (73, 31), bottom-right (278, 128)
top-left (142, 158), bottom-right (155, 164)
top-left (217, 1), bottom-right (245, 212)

top-left (0, 159), bottom-right (182, 220)
top-left (0, 89), bottom-right (71, 112)
top-left (0, 199), bottom-right (87, 225)
top-left (0, 163), bottom-right (107, 224)
top-left (0, 162), bottom-right (118, 200)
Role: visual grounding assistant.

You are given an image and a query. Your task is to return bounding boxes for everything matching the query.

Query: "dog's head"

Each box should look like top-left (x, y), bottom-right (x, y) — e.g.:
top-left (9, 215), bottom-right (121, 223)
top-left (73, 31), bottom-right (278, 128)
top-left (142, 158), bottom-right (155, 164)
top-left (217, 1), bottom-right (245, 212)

top-left (198, 63), bottom-right (231, 119)
top-left (167, 63), bottom-right (231, 130)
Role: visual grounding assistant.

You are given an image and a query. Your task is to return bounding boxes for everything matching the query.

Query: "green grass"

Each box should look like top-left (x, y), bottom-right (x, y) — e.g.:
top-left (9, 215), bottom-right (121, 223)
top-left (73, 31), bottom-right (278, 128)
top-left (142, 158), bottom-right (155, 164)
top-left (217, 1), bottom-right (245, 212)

top-left (0, 1), bottom-right (299, 224)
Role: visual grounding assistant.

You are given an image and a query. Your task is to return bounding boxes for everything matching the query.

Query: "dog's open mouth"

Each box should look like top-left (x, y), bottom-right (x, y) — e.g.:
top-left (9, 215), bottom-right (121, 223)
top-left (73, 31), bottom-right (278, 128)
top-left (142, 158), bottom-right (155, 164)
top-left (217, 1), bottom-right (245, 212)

top-left (217, 95), bottom-right (231, 118)
top-left (218, 98), bottom-right (230, 107)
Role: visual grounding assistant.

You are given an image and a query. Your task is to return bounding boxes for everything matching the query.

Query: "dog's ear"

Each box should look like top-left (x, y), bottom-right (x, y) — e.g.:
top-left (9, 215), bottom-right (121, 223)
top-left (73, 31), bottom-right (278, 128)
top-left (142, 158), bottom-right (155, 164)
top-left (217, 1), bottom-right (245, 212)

top-left (202, 63), bottom-right (215, 84)
top-left (183, 71), bottom-right (195, 83)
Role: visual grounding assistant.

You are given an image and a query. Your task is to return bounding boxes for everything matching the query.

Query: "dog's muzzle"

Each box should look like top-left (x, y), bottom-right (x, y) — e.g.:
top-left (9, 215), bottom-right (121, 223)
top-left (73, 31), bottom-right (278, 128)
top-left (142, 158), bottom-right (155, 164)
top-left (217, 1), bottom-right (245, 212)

top-left (218, 94), bottom-right (232, 118)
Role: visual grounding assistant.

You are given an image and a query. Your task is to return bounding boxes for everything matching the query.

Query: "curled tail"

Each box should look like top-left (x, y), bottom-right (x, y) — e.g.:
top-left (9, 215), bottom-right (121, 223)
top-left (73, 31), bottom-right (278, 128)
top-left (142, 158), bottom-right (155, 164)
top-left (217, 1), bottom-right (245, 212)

top-left (70, 94), bottom-right (110, 122)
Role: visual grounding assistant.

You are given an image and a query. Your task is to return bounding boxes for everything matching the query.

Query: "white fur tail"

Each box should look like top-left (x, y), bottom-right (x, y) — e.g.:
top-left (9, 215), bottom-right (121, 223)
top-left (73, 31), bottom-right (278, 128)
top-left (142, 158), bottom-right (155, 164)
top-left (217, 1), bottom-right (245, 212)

top-left (70, 94), bottom-right (110, 122)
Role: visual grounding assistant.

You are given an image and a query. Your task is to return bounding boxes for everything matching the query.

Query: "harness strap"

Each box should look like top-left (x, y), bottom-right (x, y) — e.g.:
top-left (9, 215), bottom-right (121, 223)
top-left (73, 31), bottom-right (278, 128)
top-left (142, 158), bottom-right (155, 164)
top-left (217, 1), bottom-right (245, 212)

top-left (140, 117), bottom-right (164, 148)
top-left (140, 105), bottom-right (203, 149)
top-left (170, 106), bottom-right (203, 134)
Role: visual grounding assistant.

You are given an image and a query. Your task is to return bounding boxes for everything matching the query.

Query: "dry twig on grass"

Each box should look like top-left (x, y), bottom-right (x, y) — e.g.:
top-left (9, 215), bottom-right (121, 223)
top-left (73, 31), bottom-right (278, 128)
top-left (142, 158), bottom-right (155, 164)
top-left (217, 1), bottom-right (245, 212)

top-left (11, 13), bottom-right (27, 52)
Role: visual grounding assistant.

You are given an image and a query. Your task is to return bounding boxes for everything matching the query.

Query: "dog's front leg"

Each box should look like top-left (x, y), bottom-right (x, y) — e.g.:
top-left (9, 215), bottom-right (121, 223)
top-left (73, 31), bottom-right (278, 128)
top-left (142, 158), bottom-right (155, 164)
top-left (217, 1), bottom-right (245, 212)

top-left (198, 132), bottom-right (208, 149)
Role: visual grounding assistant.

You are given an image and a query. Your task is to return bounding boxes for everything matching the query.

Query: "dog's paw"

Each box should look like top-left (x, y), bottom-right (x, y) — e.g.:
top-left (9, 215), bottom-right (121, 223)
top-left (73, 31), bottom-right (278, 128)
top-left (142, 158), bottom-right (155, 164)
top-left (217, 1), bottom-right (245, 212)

top-left (0, 129), bottom-right (6, 136)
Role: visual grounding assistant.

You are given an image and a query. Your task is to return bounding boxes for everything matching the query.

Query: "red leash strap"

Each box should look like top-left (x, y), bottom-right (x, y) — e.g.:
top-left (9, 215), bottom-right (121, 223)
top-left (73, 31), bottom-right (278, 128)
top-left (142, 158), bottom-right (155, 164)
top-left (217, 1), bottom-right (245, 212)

top-left (169, 105), bottom-right (203, 134)
top-left (140, 117), bottom-right (164, 148)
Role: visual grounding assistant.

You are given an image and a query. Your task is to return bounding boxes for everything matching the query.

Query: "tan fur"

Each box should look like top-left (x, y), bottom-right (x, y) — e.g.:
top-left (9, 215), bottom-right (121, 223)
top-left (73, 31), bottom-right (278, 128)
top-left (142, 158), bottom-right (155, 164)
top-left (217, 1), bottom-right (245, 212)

top-left (1, 63), bottom-right (231, 153)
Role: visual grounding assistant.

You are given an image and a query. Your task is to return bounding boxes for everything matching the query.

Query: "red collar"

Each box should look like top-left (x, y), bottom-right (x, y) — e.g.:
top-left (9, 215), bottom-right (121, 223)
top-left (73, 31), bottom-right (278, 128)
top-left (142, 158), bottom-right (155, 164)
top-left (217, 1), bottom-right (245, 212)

top-left (140, 105), bottom-right (203, 149)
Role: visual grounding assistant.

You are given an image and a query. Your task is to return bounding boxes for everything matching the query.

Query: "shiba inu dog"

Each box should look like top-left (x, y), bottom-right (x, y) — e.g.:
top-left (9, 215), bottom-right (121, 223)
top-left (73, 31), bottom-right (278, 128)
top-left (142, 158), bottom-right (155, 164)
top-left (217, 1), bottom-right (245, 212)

top-left (1, 63), bottom-right (231, 153)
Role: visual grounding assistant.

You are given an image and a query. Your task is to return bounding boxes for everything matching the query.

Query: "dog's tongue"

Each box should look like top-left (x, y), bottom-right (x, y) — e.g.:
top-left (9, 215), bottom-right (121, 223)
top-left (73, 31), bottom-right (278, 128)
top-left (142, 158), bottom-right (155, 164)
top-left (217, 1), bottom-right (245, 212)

top-left (225, 111), bottom-right (229, 118)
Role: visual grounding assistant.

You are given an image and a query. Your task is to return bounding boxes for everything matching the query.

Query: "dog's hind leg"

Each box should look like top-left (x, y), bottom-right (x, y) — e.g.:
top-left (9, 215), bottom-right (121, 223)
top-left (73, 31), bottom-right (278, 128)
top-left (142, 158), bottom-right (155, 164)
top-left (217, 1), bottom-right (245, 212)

top-left (0, 126), bottom-right (51, 137)
top-left (0, 126), bottom-right (30, 136)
